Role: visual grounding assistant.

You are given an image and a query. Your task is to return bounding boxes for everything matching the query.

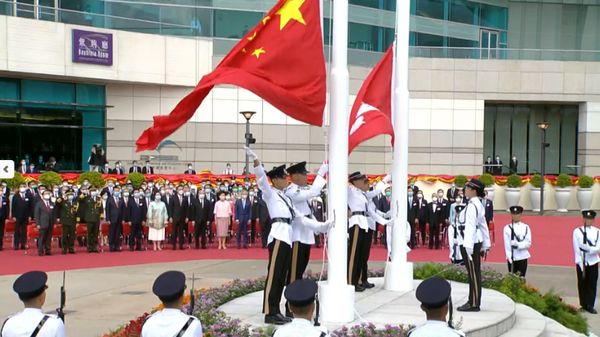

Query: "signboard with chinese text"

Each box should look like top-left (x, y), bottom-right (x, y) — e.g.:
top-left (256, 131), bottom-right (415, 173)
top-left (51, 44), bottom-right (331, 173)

top-left (72, 29), bottom-right (113, 66)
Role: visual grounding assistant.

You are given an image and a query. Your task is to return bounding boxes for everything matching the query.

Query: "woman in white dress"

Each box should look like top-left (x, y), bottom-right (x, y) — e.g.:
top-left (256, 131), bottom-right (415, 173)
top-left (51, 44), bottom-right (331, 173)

top-left (147, 193), bottom-right (168, 251)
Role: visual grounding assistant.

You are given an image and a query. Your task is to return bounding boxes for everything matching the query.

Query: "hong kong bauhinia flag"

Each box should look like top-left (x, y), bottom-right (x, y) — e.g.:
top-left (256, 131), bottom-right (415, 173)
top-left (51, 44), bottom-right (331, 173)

top-left (348, 45), bottom-right (394, 154)
top-left (136, 0), bottom-right (326, 152)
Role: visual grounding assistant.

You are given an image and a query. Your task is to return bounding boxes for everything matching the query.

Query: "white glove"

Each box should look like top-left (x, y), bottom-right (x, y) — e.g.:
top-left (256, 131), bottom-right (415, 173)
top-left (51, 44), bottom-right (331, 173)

top-left (244, 146), bottom-right (258, 161)
top-left (452, 238), bottom-right (458, 245)
top-left (510, 239), bottom-right (518, 246)
top-left (465, 247), bottom-right (474, 256)
top-left (317, 162), bottom-right (328, 177)
top-left (320, 219), bottom-right (334, 232)
top-left (581, 244), bottom-right (591, 252)
top-left (507, 257), bottom-right (513, 264)
top-left (382, 174), bottom-right (392, 184)
top-left (380, 218), bottom-right (392, 226)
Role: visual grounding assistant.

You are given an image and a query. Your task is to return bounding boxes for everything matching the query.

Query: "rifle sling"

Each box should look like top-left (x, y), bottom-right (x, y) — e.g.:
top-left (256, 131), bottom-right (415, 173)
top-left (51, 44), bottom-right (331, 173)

top-left (30, 315), bottom-right (49, 337)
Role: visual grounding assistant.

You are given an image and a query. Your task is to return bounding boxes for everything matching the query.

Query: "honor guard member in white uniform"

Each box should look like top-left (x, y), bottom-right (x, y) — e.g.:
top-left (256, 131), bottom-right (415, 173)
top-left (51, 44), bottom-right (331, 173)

top-left (244, 146), bottom-right (331, 325)
top-left (573, 210), bottom-right (600, 314)
top-left (285, 161), bottom-right (328, 285)
top-left (273, 279), bottom-right (329, 337)
top-left (1, 271), bottom-right (66, 337)
top-left (408, 277), bottom-right (465, 337)
top-left (141, 271), bottom-right (202, 337)
top-left (503, 206), bottom-right (532, 277)
top-left (448, 204), bottom-right (465, 264)
top-left (347, 172), bottom-right (389, 292)
top-left (456, 179), bottom-right (491, 312)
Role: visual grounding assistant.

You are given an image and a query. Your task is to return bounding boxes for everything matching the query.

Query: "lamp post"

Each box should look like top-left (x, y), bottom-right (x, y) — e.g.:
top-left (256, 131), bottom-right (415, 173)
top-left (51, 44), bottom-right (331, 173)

top-left (537, 121), bottom-right (550, 215)
top-left (240, 111), bottom-right (256, 179)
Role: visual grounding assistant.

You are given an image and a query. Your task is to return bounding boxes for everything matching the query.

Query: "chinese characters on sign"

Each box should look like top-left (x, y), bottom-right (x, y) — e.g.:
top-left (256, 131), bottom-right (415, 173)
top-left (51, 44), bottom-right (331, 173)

top-left (72, 29), bottom-right (113, 65)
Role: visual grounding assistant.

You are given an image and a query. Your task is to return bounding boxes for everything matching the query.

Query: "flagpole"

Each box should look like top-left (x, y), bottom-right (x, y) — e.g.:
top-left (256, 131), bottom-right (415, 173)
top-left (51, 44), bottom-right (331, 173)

top-left (319, 0), bottom-right (355, 323)
top-left (384, 0), bottom-right (414, 291)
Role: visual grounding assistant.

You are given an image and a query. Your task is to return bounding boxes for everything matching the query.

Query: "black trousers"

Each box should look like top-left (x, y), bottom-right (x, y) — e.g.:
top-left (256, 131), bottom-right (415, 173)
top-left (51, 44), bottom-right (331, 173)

top-left (172, 219), bottom-right (185, 249)
top-left (237, 219), bottom-right (249, 248)
top-left (108, 221), bottom-right (122, 251)
top-left (129, 222), bottom-right (143, 250)
top-left (0, 217), bottom-right (5, 249)
top-left (37, 224), bottom-right (53, 254)
top-left (359, 229), bottom-right (374, 284)
top-left (419, 222), bottom-right (426, 246)
top-left (61, 223), bottom-right (75, 253)
top-left (194, 220), bottom-right (208, 249)
top-left (261, 220), bottom-right (271, 248)
top-left (250, 219), bottom-right (257, 243)
top-left (263, 239), bottom-right (291, 315)
top-left (507, 259), bottom-right (528, 277)
top-left (576, 264), bottom-right (599, 310)
top-left (461, 243), bottom-right (482, 307)
top-left (288, 241), bottom-right (311, 284)
top-left (347, 225), bottom-right (368, 286)
top-left (87, 222), bottom-right (99, 251)
top-left (409, 221), bottom-right (417, 248)
top-left (14, 217), bottom-right (28, 248)
top-left (429, 222), bottom-right (440, 249)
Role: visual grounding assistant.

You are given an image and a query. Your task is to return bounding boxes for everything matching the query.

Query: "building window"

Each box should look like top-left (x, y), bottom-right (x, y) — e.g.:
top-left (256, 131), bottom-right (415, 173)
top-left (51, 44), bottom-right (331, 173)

top-left (483, 104), bottom-right (578, 175)
top-left (449, 0), bottom-right (477, 25)
top-left (415, 0), bottom-right (444, 20)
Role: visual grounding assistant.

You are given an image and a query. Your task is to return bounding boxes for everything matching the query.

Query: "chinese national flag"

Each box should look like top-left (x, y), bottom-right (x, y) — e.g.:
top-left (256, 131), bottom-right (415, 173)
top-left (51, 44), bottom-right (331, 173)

top-left (136, 0), bottom-right (326, 152)
top-left (348, 45), bottom-right (394, 154)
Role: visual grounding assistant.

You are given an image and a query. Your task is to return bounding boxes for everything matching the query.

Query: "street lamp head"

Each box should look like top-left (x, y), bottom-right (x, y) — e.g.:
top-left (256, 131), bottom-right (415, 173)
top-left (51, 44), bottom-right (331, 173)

top-left (537, 121), bottom-right (549, 130)
top-left (240, 111), bottom-right (256, 121)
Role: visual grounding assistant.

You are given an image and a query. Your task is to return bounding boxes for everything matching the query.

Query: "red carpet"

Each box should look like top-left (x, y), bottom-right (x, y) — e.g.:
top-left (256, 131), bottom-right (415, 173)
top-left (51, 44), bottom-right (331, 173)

top-left (0, 214), bottom-right (581, 276)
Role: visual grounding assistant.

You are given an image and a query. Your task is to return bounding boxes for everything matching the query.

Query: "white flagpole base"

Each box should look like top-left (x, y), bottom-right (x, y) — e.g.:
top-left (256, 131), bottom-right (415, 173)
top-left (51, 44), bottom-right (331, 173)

top-left (319, 283), bottom-right (355, 323)
top-left (383, 261), bottom-right (414, 292)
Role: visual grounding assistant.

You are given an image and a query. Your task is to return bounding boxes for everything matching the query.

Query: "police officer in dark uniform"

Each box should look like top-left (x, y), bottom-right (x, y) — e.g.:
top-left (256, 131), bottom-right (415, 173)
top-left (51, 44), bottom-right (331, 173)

top-left (57, 190), bottom-right (78, 254)
top-left (141, 271), bottom-right (202, 337)
top-left (1, 271), bottom-right (65, 337)
top-left (408, 277), bottom-right (464, 337)
top-left (272, 279), bottom-right (328, 337)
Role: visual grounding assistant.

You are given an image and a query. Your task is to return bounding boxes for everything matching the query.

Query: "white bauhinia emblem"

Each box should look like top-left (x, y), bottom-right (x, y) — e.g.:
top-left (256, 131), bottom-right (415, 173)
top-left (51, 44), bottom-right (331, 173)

top-left (350, 102), bottom-right (380, 135)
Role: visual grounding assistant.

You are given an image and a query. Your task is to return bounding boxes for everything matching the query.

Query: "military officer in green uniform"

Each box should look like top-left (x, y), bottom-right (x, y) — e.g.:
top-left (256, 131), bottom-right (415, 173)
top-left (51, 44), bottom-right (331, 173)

top-left (56, 190), bottom-right (78, 254)
top-left (83, 187), bottom-right (103, 253)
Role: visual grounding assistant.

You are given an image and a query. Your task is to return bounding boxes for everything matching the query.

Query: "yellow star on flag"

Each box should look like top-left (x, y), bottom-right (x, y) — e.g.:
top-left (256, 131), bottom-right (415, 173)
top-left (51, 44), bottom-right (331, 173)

top-left (276, 0), bottom-right (306, 30)
top-left (262, 16), bottom-right (271, 25)
top-left (247, 32), bottom-right (257, 41)
top-left (251, 47), bottom-right (266, 59)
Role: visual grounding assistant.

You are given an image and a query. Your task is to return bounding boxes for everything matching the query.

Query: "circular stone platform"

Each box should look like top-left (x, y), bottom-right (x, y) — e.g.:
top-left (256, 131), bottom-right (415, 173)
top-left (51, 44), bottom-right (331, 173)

top-left (219, 278), bottom-right (585, 337)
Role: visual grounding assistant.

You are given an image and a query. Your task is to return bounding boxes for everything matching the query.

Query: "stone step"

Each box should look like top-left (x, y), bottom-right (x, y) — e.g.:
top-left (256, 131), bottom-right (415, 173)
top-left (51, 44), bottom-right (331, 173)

top-left (498, 304), bottom-right (546, 337)
top-left (541, 317), bottom-right (586, 337)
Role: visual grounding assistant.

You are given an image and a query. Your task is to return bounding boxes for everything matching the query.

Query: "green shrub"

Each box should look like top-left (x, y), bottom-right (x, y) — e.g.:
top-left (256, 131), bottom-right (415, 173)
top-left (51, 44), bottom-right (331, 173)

top-left (578, 175), bottom-right (594, 189)
top-left (530, 174), bottom-right (542, 188)
top-left (127, 172), bottom-right (146, 188)
top-left (38, 171), bottom-right (62, 187)
top-left (454, 175), bottom-right (468, 188)
top-left (507, 174), bottom-right (523, 188)
top-left (479, 173), bottom-right (495, 187)
top-left (556, 173), bottom-right (573, 188)
top-left (78, 171), bottom-right (105, 188)
top-left (0, 172), bottom-right (25, 190)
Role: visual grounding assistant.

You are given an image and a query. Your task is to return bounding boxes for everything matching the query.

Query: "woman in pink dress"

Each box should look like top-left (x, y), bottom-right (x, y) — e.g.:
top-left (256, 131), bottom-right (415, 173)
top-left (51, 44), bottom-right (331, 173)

top-left (214, 191), bottom-right (232, 249)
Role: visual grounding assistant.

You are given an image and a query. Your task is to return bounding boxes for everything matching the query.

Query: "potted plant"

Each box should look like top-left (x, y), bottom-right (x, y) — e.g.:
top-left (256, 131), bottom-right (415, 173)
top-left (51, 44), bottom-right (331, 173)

top-left (529, 173), bottom-right (542, 212)
top-left (479, 173), bottom-right (496, 201)
top-left (555, 173), bottom-right (573, 212)
top-left (454, 175), bottom-right (468, 188)
top-left (126, 172), bottom-right (146, 189)
top-left (505, 173), bottom-right (523, 209)
top-left (78, 171), bottom-right (106, 189)
top-left (577, 175), bottom-right (594, 210)
top-left (39, 171), bottom-right (62, 188)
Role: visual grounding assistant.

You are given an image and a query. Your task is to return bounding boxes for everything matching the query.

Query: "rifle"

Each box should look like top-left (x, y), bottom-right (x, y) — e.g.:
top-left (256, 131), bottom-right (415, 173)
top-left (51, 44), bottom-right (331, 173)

top-left (314, 292), bottom-right (321, 327)
top-left (188, 273), bottom-right (195, 315)
top-left (56, 271), bottom-right (66, 322)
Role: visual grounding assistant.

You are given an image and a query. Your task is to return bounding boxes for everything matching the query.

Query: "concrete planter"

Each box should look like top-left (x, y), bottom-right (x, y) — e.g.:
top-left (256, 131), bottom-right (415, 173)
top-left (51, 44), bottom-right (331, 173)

top-left (485, 186), bottom-right (495, 201)
top-left (554, 187), bottom-right (571, 212)
top-left (505, 187), bottom-right (521, 210)
top-left (577, 188), bottom-right (593, 210)
top-left (530, 187), bottom-right (541, 212)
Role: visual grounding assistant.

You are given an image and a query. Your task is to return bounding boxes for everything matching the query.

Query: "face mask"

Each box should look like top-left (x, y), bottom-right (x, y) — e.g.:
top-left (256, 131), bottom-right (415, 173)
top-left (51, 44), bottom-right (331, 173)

top-left (102, 195), bottom-right (108, 200)
top-left (160, 190), bottom-right (166, 195)
top-left (81, 190), bottom-right (88, 195)
top-left (114, 191), bottom-right (121, 197)
top-left (184, 192), bottom-right (190, 197)
top-left (134, 193), bottom-right (141, 198)
top-left (438, 193), bottom-right (444, 198)
top-left (225, 196), bottom-right (231, 200)
top-left (83, 181), bottom-right (90, 186)
top-left (188, 166), bottom-right (192, 169)
top-left (199, 194), bottom-right (205, 199)
top-left (108, 183), bottom-right (114, 188)
top-left (43, 194), bottom-right (51, 200)
top-left (432, 197), bottom-right (438, 203)
top-left (53, 188), bottom-right (59, 193)
top-left (67, 195), bottom-right (74, 201)
top-left (220, 187), bottom-right (226, 191)
top-left (123, 192), bottom-right (130, 197)
top-left (148, 183), bottom-right (153, 187)
top-left (21, 161), bottom-right (25, 165)
top-left (219, 196), bottom-right (225, 201)
top-left (407, 192), bottom-right (414, 197)
top-left (385, 192), bottom-right (392, 197)
top-left (249, 192), bottom-right (255, 197)
top-left (205, 189), bottom-right (211, 193)
top-left (155, 195), bottom-right (162, 201)
top-left (19, 187), bottom-right (26, 193)
top-left (62, 182), bottom-right (68, 186)
top-left (91, 191), bottom-right (98, 197)
top-left (32, 185), bottom-right (38, 190)
top-left (417, 195), bottom-right (423, 199)
top-left (145, 193), bottom-right (151, 197)
top-left (456, 198), bottom-right (462, 204)
top-left (178, 190), bottom-right (184, 195)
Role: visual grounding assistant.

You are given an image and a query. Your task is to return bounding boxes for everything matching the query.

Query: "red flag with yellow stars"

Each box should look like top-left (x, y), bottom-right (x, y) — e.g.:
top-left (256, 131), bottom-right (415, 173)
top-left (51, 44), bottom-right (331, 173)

top-left (348, 45), bottom-right (394, 154)
top-left (136, 0), bottom-right (326, 152)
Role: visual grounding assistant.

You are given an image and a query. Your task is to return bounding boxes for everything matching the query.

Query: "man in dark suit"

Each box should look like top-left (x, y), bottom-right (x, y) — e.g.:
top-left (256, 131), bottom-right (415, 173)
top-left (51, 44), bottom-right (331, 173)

top-left (142, 160), bottom-right (154, 174)
top-left (129, 161), bottom-right (142, 173)
top-left (129, 190), bottom-right (146, 251)
top-left (34, 190), bottom-right (55, 256)
top-left (113, 161), bottom-right (125, 175)
top-left (235, 189), bottom-right (252, 249)
top-left (17, 160), bottom-right (29, 174)
top-left (256, 194), bottom-right (271, 248)
top-left (484, 190), bottom-right (494, 226)
top-left (509, 155), bottom-right (518, 174)
top-left (426, 193), bottom-right (443, 249)
top-left (311, 195), bottom-right (325, 247)
top-left (184, 163), bottom-right (196, 175)
top-left (415, 190), bottom-right (428, 246)
top-left (11, 184), bottom-right (31, 250)
top-left (484, 156), bottom-right (493, 174)
top-left (375, 189), bottom-right (391, 245)
top-left (0, 189), bottom-right (8, 250)
top-left (100, 163), bottom-right (111, 174)
top-left (447, 183), bottom-right (459, 204)
top-left (493, 155), bottom-right (503, 175)
top-left (171, 185), bottom-right (188, 250)
top-left (106, 186), bottom-right (124, 252)
top-left (249, 189), bottom-right (260, 244)
top-left (407, 186), bottom-right (419, 248)
top-left (193, 189), bottom-right (211, 249)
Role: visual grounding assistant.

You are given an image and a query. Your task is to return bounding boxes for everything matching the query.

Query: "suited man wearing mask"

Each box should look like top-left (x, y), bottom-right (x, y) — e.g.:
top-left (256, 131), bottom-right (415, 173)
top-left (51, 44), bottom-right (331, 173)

top-left (171, 185), bottom-right (189, 250)
top-left (484, 156), bottom-right (493, 174)
top-left (193, 189), bottom-right (211, 249)
top-left (416, 190), bottom-right (428, 246)
top-left (143, 160), bottom-right (155, 174)
top-left (0, 189), bottom-right (8, 250)
top-left (106, 186), bottom-right (124, 252)
top-left (407, 186), bottom-right (419, 248)
top-left (11, 184), bottom-right (31, 250)
top-left (235, 189), bottom-right (253, 249)
top-left (447, 183), bottom-right (459, 204)
top-left (34, 190), bottom-right (55, 256)
top-left (184, 163), bottom-right (196, 175)
top-left (130, 161), bottom-right (142, 173)
top-left (113, 161), bottom-right (125, 175)
top-left (426, 193), bottom-right (443, 249)
top-left (493, 155), bottom-right (503, 175)
top-left (509, 155), bottom-right (518, 174)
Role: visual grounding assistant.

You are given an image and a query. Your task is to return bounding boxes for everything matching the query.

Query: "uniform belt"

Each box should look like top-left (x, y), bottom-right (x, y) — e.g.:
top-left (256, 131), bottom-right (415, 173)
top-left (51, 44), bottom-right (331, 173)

top-left (271, 217), bottom-right (292, 224)
top-left (458, 225), bottom-right (465, 230)
top-left (352, 211), bottom-right (367, 216)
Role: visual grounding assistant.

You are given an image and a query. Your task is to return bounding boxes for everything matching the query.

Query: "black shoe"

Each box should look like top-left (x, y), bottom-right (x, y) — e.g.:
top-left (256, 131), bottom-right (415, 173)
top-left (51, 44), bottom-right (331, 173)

top-left (355, 284), bottom-right (366, 292)
top-left (38, 252), bottom-right (44, 256)
top-left (264, 313), bottom-right (291, 325)
top-left (45, 252), bottom-right (52, 256)
top-left (69, 250), bottom-right (75, 254)
top-left (587, 307), bottom-right (598, 314)
top-left (457, 303), bottom-right (480, 312)
top-left (62, 251), bottom-right (67, 255)
top-left (129, 247), bottom-right (134, 251)
top-left (362, 282), bottom-right (375, 289)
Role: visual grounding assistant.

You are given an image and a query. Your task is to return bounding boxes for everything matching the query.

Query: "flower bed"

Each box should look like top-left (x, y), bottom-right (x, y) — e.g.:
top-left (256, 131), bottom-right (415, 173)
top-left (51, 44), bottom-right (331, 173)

top-left (103, 263), bottom-right (587, 337)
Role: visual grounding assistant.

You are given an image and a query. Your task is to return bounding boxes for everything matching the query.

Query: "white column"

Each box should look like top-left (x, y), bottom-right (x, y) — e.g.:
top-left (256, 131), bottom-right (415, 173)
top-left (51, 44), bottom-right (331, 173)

top-left (384, 0), bottom-right (414, 292)
top-left (319, 0), bottom-right (355, 323)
